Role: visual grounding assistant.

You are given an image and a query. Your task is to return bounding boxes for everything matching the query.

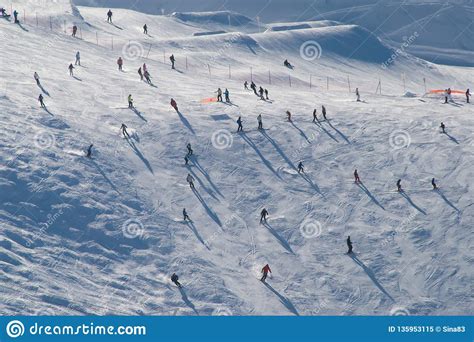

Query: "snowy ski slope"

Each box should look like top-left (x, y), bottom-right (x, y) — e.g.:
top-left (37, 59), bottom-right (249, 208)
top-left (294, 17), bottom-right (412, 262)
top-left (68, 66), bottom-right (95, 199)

top-left (0, 1), bottom-right (473, 316)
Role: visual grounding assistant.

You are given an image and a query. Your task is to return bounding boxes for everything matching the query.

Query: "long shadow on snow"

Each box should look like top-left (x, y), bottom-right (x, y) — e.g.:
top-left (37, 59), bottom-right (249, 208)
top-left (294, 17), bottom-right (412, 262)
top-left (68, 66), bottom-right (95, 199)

top-left (327, 120), bottom-right (351, 144)
top-left (263, 282), bottom-right (299, 316)
top-left (240, 132), bottom-right (281, 179)
top-left (434, 189), bottom-right (460, 212)
top-left (400, 191), bottom-right (426, 215)
top-left (259, 130), bottom-right (296, 170)
top-left (176, 110), bottom-right (195, 135)
top-left (178, 287), bottom-right (199, 315)
top-left (131, 107), bottom-right (147, 122)
top-left (299, 172), bottom-right (323, 195)
top-left (357, 182), bottom-right (384, 210)
top-left (186, 221), bottom-right (210, 250)
top-left (17, 22), bottom-right (29, 32)
top-left (263, 222), bottom-right (294, 255)
top-left (289, 121), bottom-right (311, 144)
top-left (126, 138), bottom-right (154, 174)
top-left (314, 121), bottom-right (338, 142)
top-left (192, 187), bottom-right (222, 227)
top-left (191, 156), bottom-right (224, 199)
top-left (37, 84), bottom-right (50, 96)
top-left (349, 253), bottom-right (394, 302)
top-left (42, 106), bottom-right (54, 116)
top-left (443, 132), bottom-right (459, 144)
top-left (187, 167), bottom-right (218, 201)
top-left (89, 160), bottom-right (121, 195)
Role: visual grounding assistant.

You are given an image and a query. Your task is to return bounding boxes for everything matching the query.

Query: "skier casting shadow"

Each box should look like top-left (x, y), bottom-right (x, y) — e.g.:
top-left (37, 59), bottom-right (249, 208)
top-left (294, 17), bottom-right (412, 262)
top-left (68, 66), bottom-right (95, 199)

top-left (356, 181), bottom-right (385, 210)
top-left (191, 183), bottom-right (222, 227)
top-left (186, 220), bottom-right (210, 250)
top-left (125, 136), bottom-right (154, 174)
top-left (262, 221), bottom-right (294, 254)
top-left (240, 132), bottom-right (281, 180)
top-left (130, 106), bottom-right (147, 122)
top-left (176, 110), bottom-right (196, 135)
top-left (178, 287), bottom-right (199, 315)
top-left (399, 191), bottom-right (426, 215)
top-left (263, 282), bottom-right (299, 316)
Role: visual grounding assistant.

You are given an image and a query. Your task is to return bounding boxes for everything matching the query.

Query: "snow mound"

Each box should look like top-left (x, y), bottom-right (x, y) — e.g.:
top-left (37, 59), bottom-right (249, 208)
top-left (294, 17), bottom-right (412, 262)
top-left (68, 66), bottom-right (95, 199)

top-left (255, 25), bottom-right (393, 63)
top-left (265, 24), bottom-right (312, 32)
top-left (403, 92), bottom-right (417, 98)
top-left (171, 11), bottom-right (253, 27)
top-left (193, 31), bottom-right (227, 37)
top-left (266, 20), bottom-right (342, 32)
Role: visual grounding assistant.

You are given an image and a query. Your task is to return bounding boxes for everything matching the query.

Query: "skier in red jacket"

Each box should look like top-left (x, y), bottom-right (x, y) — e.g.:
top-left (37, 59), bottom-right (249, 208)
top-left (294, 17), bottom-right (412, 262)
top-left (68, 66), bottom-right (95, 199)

top-left (260, 264), bottom-right (272, 282)
top-left (170, 98), bottom-right (178, 112)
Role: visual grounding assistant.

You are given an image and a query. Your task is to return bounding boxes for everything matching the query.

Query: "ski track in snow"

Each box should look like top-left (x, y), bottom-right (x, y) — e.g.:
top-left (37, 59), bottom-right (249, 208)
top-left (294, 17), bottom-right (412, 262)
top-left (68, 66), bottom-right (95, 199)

top-left (0, 1), bottom-right (473, 316)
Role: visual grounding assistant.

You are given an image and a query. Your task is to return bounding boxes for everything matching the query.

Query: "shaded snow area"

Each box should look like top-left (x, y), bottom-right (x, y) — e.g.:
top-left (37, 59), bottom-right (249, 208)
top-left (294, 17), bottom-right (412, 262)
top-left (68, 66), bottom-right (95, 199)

top-left (0, 1), bottom-right (472, 316)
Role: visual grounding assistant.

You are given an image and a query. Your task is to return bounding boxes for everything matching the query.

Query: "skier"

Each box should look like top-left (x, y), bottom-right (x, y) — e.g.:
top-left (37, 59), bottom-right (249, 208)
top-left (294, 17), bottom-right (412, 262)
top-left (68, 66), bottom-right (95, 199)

top-left (244, 81), bottom-right (248, 90)
top-left (186, 143), bottom-right (193, 156)
top-left (117, 57), bottom-right (123, 71)
top-left (440, 122), bottom-right (445, 133)
top-left (466, 89), bottom-right (471, 103)
top-left (68, 63), bottom-right (74, 76)
top-left (13, 10), bottom-right (18, 24)
top-left (237, 116), bottom-right (243, 132)
top-left (171, 273), bottom-right (182, 288)
top-left (128, 94), bottom-right (133, 108)
top-left (312, 109), bottom-right (317, 123)
top-left (143, 24), bottom-right (148, 34)
top-left (170, 98), bottom-right (178, 112)
top-left (397, 179), bottom-right (402, 192)
top-left (322, 105), bottom-right (327, 120)
top-left (260, 264), bottom-right (271, 282)
top-left (297, 161), bottom-right (304, 173)
top-left (431, 177), bottom-right (437, 190)
top-left (224, 88), bottom-right (230, 103)
top-left (447, 88), bottom-right (452, 102)
top-left (259, 87), bottom-right (264, 100)
top-left (142, 63), bottom-right (147, 74)
top-left (169, 54), bottom-right (175, 69)
top-left (186, 173), bottom-right (195, 189)
top-left (265, 89), bottom-right (269, 100)
top-left (346, 236), bottom-right (353, 254)
top-left (120, 123), bottom-right (130, 138)
top-left (38, 94), bottom-right (45, 108)
top-left (216, 88), bottom-right (222, 102)
top-left (286, 110), bottom-right (292, 122)
top-left (260, 208), bottom-right (268, 223)
top-left (354, 169), bottom-right (360, 183)
top-left (183, 208), bottom-right (190, 221)
top-left (86, 144), bottom-right (93, 158)
top-left (75, 51), bottom-right (80, 66)
top-left (144, 70), bottom-right (151, 84)
top-left (250, 81), bottom-right (257, 95)
top-left (138, 67), bottom-right (143, 81)
top-left (184, 155), bottom-right (189, 165)
top-left (0, 8), bottom-right (9, 18)
top-left (283, 59), bottom-right (292, 68)
top-left (106, 9), bottom-right (113, 23)
top-left (72, 25), bottom-right (77, 37)
top-left (444, 89), bottom-right (448, 104)
top-left (356, 88), bottom-right (360, 102)
top-left (257, 114), bottom-right (263, 130)
top-left (34, 72), bottom-right (40, 86)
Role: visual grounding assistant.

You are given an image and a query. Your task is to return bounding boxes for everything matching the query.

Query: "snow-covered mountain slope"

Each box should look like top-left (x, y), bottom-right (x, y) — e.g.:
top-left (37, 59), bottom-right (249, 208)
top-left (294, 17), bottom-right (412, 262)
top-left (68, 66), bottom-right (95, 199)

top-left (0, 3), bottom-right (473, 316)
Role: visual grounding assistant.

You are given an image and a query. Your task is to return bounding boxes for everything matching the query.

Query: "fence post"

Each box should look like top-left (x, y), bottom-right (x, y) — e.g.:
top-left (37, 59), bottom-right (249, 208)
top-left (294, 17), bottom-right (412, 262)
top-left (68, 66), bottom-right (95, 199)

top-left (208, 64), bottom-right (211, 80)
top-left (36, 12), bottom-right (38, 26)
top-left (112, 37), bottom-right (114, 51)
top-left (185, 56), bottom-right (188, 71)
top-left (402, 73), bottom-right (406, 92)
top-left (268, 70), bottom-right (271, 85)
top-left (23, 9), bottom-right (25, 23)
top-left (49, 16), bottom-right (52, 30)
top-left (145, 43), bottom-right (152, 59)
top-left (163, 51), bottom-right (166, 64)
top-left (250, 67), bottom-right (253, 82)
top-left (228, 65), bottom-right (231, 79)
top-left (64, 20), bottom-right (66, 33)
top-left (289, 74), bottom-right (292, 87)
top-left (80, 27), bottom-right (82, 39)
top-left (326, 77), bottom-right (329, 90)
top-left (96, 32), bottom-right (98, 45)
top-left (310, 75), bottom-right (312, 89)
top-left (423, 77), bottom-right (426, 93)
top-left (347, 76), bottom-right (351, 93)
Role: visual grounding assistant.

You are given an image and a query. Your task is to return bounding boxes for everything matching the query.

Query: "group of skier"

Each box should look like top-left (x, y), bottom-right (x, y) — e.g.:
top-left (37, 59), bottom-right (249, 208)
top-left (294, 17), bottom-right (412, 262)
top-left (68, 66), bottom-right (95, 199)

top-left (244, 81), bottom-right (269, 101)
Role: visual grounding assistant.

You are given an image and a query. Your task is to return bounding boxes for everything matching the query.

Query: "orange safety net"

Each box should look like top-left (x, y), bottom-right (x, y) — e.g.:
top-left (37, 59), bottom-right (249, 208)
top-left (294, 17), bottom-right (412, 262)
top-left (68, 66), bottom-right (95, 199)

top-left (429, 89), bottom-right (465, 94)
top-left (201, 97), bottom-right (217, 103)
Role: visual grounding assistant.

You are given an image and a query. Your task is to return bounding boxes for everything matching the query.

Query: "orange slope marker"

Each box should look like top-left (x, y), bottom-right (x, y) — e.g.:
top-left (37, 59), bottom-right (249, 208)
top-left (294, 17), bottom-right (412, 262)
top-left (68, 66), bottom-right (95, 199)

top-left (201, 97), bottom-right (218, 104)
